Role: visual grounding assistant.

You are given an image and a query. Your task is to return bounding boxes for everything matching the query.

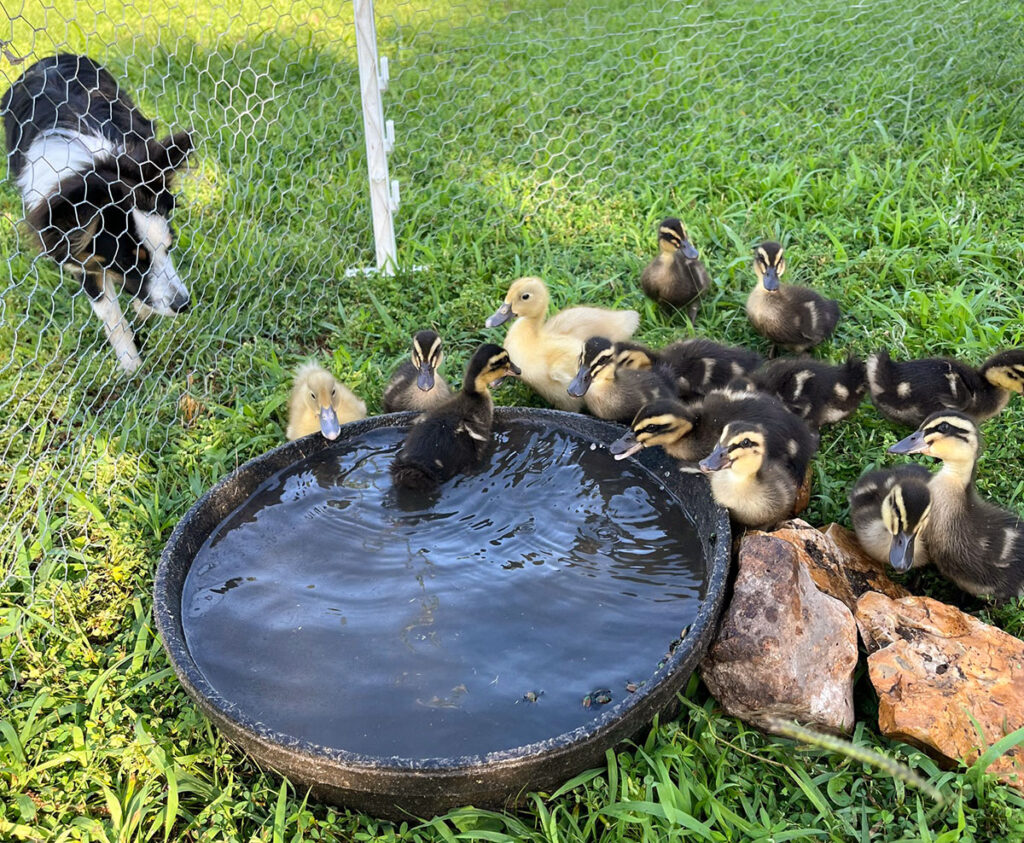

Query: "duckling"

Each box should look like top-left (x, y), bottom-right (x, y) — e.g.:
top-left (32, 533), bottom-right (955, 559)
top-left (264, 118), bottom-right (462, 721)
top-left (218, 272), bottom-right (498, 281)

top-left (286, 362), bottom-right (367, 441)
top-left (698, 412), bottom-right (818, 529)
top-left (391, 344), bottom-right (521, 491)
top-left (848, 465), bottom-right (933, 571)
top-left (639, 218), bottom-right (711, 321)
top-left (614, 338), bottom-right (764, 402)
top-left (484, 276), bottom-right (639, 410)
top-left (734, 355), bottom-right (867, 427)
top-left (382, 330), bottom-right (452, 413)
top-left (566, 336), bottom-right (677, 424)
top-left (608, 386), bottom-right (809, 464)
top-left (867, 348), bottom-right (1024, 428)
top-left (745, 242), bottom-right (839, 353)
top-left (888, 411), bottom-right (1024, 601)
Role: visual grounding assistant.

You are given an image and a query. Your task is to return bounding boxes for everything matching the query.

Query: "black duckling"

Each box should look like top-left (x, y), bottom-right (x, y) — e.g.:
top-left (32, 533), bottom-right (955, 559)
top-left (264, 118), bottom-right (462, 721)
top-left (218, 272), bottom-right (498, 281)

top-left (382, 330), bottom-right (452, 413)
top-left (888, 411), bottom-right (1024, 601)
top-left (734, 355), bottom-right (867, 428)
top-left (745, 242), bottom-right (839, 353)
top-left (390, 344), bottom-right (520, 492)
top-left (286, 362), bottom-right (367, 441)
top-left (615, 338), bottom-right (764, 402)
top-left (698, 411), bottom-right (818, 529)
top-left (566, 336), bottom-right (676, 424)
top-left (849, 465), bottom-right (933, 572)
top-left (639, 218), bottom-right (711, 321)
top-left (867, 348), bottom-right (1024, 428)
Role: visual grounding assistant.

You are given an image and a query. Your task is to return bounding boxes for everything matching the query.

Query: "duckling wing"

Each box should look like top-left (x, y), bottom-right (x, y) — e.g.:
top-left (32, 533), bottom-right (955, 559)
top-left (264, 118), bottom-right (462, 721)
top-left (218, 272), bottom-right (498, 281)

top-left (546, 306), bottom-right (640, 343)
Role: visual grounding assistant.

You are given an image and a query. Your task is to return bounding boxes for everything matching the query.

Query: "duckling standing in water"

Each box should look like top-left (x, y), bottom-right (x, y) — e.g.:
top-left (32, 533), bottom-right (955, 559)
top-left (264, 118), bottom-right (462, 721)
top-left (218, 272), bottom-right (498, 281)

top-left (286, 362), bottom-right (367, 441)
top-left (746, 242), bottom-right (839, 353)
top-left (888, 411), bottom-right (1024, 601)
top-left (867, 348), bottom-right (1024, 428)
top-left (567, 336), bottom-right (676, 424)
top-left (614, 338), bottom-right (764, 402)
top-left (391, 344), bottom-right (521, 492)
top-left (735, 355), bottom-right (867, 428)
top-left (484, 276), bottom-right (639, 410)
top-left (849, 465), bottom-right (933, 571)
top-left (698, 411), bottom-right (818, 529)
top-left (640, 218), bottom-right (711, 321)
top-left (382, 330), bottom-right (452, 413)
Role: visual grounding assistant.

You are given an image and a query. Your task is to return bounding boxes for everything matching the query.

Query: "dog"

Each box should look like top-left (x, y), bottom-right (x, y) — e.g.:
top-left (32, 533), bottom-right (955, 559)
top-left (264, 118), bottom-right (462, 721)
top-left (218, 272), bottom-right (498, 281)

top-left (2, 53), bottom-right (193, 372)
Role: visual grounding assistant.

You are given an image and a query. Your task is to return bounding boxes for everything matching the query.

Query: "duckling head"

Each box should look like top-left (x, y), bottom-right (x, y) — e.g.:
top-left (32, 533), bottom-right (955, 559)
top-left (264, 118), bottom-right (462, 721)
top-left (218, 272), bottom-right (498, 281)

top-left (411, 330), bottom-right (444, 391)
top-left (980, 349), bottom-right (1024, 394)
top-left (699, 423), bottom-right (766, 478)
top-left (568, 336), bottom-right (615, 398)
top-left (485, 276), bottom-right (550, 327)
top-left (609, 399), bottom-right (695, 460)
top-left (880, 480), bottom-right (932, 572)
top-left (753, 241), bottom-right (786, 292)
top-left (294, 363), bottom-right (343, 440)
top-left (887, 410), bottom-right (980, 464)
top-left (465, 343), bottom-right (522, 392)
top-left (658, 218), bottom-right (699, 260)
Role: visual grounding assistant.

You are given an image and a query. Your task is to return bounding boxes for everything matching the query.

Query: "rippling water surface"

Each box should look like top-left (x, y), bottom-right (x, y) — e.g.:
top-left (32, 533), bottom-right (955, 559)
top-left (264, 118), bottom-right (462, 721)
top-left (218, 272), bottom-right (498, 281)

top-left (182, 422), bottom-right (706, 758)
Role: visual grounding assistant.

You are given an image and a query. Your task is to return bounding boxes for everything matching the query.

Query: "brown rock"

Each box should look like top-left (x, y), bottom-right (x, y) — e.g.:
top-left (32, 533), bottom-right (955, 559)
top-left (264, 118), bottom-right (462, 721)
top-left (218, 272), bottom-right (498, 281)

top-left (749, 519), bottom-right (910, 614)
top-left (701, 533), bottom-right (859, 734)
top-left (857, 591), bottom-right (1024, 793)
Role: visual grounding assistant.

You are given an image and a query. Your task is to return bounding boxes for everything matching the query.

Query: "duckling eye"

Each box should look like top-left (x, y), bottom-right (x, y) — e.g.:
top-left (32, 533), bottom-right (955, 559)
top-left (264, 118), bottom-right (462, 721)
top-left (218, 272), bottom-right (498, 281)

top-left (521, 293), bottom-right (531, 300)
top-left (740, 438), bottom-right (754, 449)
top-left (937, 422), bottom-right (951, 434)
top-left (331, 387), bottom-right (336, 397)
top-left (310, 391), bottom-right (316, 401)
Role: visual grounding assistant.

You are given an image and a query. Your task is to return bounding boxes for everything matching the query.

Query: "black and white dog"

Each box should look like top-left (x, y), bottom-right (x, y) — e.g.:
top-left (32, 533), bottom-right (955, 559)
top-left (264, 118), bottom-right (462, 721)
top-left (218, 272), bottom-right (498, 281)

top-left (2, 53), bottom-right (193, 372)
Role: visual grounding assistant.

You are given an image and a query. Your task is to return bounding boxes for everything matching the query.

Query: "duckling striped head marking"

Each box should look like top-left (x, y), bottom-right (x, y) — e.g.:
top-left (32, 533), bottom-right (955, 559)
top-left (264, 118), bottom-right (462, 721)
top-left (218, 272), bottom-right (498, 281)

top-left (700, 423), bottom-right (766, 476)
top-left (981, 349), bottom-right (1024, 393)
top-left (881, 481), bottom-right (932, 571)
top-left (753, 241), bottom-right (786, 291)
top-left (888, 411), bottom-right (979, 459)
top-left (411, 330), bottom-right (443, 390)
top-left (466, 343), bottom-right (521, 391)
top-left (568, 336), bottom-right (615, 397)
top-left (609, 399), bottom-right (695, 459)
top-left (658, 218), bottom-right (685, 249)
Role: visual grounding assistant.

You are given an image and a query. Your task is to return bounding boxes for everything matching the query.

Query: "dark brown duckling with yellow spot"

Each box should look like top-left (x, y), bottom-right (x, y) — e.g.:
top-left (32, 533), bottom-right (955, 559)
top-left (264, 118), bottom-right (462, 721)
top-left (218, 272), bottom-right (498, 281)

top-left (867, 348), bottom-right (1024, 428)
top-left (391, 344), bottom-right (520, 492)
top-left (614, 337), bottom-right (764, 402)
top-left (732, 355), bottom-right (866, 428)
top-left (382, 330), bottom-right (452, 413)
top-left (640, 218), bottom-right (711, 321)
top-left (888, 411), bottom-right (1024, 602)
top-left (848, 464), bottom-right (933, 572)
top-left (746, 241), bottom-right (839, 353)
top-left (566, 336), bottom-right (676, 424)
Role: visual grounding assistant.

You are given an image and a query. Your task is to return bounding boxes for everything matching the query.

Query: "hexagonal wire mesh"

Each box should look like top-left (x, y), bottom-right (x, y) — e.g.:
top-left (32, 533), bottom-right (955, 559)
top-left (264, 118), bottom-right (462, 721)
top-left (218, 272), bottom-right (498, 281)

top-left (0, 0), bottom-right (1020, 672)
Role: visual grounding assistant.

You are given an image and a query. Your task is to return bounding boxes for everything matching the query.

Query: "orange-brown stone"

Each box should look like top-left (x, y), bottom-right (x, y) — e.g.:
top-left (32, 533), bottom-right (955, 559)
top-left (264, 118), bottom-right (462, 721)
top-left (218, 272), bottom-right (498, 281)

top-left (856, 591), bottom-right (1024, 793)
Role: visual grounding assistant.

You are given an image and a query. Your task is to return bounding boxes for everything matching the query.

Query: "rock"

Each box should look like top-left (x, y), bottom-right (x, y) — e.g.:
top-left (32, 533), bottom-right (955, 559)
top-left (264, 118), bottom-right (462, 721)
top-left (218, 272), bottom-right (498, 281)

top-left (857, 591), bottom-right (1024, 793)
top-left (749, 519), bottom-right (910, 614)
top-left (701, 533), bottom-right (859, 735)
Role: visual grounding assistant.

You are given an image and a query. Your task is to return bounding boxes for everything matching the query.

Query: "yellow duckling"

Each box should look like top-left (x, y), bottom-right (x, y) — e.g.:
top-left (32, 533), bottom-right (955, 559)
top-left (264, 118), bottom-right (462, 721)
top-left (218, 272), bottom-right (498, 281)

top-left (484, 276), bottom-right (639, 410)
top-left (285, 362), bottom-right (367, 441)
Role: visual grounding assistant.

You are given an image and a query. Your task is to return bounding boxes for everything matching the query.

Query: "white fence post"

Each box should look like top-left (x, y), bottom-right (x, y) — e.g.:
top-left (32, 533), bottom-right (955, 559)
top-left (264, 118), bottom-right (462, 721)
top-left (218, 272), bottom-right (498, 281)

top-left (353, 0), bottom-right (398, 274)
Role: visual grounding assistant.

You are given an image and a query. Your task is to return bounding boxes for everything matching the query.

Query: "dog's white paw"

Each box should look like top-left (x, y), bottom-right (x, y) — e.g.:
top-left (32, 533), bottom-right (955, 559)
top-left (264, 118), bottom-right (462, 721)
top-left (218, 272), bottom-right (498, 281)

top-left (118, 350), bottom-right (144, 374)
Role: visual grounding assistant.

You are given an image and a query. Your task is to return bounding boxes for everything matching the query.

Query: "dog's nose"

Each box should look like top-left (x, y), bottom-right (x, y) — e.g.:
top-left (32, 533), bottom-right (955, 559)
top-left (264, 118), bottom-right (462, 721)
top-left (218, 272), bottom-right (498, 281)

top-left (171, 291), bottom-right (191, 313)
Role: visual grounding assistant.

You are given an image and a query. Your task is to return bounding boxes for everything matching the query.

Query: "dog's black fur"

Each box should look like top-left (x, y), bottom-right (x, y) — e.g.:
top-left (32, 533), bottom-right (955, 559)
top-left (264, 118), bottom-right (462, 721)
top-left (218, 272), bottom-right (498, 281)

top-left (2, 53), bottom-right (193, 371)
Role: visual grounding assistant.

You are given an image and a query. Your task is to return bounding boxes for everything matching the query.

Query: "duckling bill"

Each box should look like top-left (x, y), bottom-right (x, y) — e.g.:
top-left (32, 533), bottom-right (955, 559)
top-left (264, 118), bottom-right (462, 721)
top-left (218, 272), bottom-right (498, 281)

top-left (391, 344), bottom-right (520, 492)
top-left (286, 362), bottom-right (367, 441)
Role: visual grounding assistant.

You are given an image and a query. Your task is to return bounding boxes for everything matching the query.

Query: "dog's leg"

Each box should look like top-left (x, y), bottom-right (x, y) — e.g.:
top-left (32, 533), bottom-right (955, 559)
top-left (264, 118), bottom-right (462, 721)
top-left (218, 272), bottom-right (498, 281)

top-left (85, 273), bottom-right (142, 373)
top-left (130, 298), bottom-right (156, 321)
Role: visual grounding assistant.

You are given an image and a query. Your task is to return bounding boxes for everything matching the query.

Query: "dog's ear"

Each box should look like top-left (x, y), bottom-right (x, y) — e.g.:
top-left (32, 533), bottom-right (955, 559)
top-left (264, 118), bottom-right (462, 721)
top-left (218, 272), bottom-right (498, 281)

top-left (28, 173), bottom-right (129, 263)
top-left (148, 131), bottom-right (195, 174)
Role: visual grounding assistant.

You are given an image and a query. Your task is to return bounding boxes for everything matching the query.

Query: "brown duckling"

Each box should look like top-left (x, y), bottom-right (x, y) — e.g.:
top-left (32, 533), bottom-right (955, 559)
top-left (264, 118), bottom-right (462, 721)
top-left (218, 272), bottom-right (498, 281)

top-left (614, 337), bottom-right (764, 402)
top-left (733, 355), bottom-right (867, 428)
top-left (640, 218), bottom-right (711, 321)
top-left (391, 344), bottom-right (520, 491)
top-left (867, 348), bottom-right (1024, 428)
top-left (484, 276), bottom-right (639, 410)
top-left (698, 410), bottom-right (818, 529)
top-left (567, 336), bottom-right (676, 424)
top-left (286, 362), bottom-right (367, 441)
top-left (382, 330), bottom-right (452, 413)
top-left (888, 411), bottom-right (1024, 601)
top-left (745, 242), bottom-right (839, 353)
top-left (849, 464), bottom-right (933, 572)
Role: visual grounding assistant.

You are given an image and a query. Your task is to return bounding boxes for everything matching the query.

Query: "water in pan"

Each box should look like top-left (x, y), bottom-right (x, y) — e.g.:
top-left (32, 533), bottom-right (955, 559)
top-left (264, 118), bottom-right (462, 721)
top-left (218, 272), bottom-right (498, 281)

top-left (182, 421), bottom-right (707, 759)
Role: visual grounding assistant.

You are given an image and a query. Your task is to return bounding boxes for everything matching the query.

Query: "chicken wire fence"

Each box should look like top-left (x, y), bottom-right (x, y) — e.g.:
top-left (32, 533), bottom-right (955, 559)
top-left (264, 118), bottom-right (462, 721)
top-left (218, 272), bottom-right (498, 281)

top-left (0, 0), bottom-right (1020, 670)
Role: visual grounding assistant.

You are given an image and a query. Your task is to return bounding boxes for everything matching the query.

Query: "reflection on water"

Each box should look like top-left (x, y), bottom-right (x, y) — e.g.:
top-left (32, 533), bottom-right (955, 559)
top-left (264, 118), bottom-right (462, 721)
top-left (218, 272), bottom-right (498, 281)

top-left (182, 422), bottom-right (707, 758)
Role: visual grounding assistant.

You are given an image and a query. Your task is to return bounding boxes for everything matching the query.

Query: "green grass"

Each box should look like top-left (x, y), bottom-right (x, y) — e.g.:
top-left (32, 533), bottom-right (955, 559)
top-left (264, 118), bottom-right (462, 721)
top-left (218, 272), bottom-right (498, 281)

top-left (2, 0), bottom-right (1024, 839)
